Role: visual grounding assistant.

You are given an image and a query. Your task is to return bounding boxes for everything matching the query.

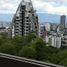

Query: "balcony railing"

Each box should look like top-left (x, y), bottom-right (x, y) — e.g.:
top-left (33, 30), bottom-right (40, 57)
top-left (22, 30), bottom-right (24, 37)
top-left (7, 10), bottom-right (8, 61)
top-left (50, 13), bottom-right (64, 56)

top-left (0, 53), bottom-right (63, 67)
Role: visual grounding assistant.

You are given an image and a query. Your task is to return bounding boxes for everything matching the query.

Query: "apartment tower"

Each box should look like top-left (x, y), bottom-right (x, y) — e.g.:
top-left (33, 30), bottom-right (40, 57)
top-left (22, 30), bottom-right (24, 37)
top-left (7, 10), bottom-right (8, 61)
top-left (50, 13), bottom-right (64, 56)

top-left (60, 15), bottom-right (66, 31)
top-left (12, 0), bottom-right (39, 37)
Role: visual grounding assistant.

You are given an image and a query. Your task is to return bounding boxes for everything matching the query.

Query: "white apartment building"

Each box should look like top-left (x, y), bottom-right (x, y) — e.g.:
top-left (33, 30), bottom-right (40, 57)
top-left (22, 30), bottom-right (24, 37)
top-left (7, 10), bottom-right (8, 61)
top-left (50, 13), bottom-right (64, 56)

top-left (45, 35), bottom-right (61, 48)
top-left (45, 23), bottom-right (51, 32)
top-left (49, 36), bottom-right (61, 48)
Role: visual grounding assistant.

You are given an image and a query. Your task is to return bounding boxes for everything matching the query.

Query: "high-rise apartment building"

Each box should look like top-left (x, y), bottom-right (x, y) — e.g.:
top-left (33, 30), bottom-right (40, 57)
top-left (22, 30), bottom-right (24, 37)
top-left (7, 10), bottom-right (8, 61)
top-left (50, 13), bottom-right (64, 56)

top-left (60, 15), bottom-right (66, 31)
top-left (12, 0), bottom-right (39, 37)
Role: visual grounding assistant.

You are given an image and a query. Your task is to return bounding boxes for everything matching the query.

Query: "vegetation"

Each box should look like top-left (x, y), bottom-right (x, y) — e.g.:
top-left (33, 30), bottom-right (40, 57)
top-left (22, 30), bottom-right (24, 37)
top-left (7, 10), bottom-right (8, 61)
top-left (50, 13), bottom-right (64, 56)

top-left (0, 32), bottom-right (67, 66)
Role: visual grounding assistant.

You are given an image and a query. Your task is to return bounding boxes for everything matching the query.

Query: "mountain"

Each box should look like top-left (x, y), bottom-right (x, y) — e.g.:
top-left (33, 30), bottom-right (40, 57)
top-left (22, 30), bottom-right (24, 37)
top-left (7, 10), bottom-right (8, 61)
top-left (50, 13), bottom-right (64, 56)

top-left (0, 14), bottom-right (14, 22)
top-left (0, 13), bottom-right (66, 23)
top-left (38, 13), bottom-right (60, 23)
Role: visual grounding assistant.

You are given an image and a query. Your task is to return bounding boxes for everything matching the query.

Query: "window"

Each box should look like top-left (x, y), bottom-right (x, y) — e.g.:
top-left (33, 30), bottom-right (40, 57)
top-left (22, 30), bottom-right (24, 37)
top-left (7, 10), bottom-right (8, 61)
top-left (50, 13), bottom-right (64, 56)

top-left (29, 11), bottom-right (31, 13)
top-left (16, 29), bottom-right (19, 30)
top-left (16, 26), bottom-right (19, 27)
top-left (26, 20), bottom-right (29, 22)
top-left (26, 26), bottom-right (29, 28)
top-left (25, 23), bottom-right (29, 25)
top-left (15, 32), bottom-right (18, 33)
top-left (26, 29), bottom-right (29, 31)
top-left (16, 23), bottom-right (19, 24)
top-left (26, 17), bottom-right (29, 19)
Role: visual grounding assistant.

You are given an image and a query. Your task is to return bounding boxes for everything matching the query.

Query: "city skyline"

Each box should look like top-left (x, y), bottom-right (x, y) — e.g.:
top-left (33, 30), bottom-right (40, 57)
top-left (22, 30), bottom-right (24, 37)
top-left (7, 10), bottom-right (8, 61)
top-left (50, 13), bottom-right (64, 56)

top-left (0, 13), bottom-right (67, 23)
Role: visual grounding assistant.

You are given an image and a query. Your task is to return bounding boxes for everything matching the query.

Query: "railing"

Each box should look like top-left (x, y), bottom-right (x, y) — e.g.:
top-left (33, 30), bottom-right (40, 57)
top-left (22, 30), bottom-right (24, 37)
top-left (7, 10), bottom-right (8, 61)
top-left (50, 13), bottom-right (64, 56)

top-left (0, 53), bottom-right (63, 67)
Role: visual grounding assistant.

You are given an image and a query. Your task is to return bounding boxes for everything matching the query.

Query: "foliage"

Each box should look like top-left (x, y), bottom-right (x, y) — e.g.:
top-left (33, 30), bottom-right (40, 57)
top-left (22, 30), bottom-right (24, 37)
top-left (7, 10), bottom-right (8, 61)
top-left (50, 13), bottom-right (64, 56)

top-left (0, 32), bottom-right (67, 66)
top-left (0, 41), bottom-right (16, 55)
top-left (30, 38), bottom-right (46, 60)
top-left (11, 36), bottom-right (25, 53)
top-left (18, 46), bottom-right (36, 59)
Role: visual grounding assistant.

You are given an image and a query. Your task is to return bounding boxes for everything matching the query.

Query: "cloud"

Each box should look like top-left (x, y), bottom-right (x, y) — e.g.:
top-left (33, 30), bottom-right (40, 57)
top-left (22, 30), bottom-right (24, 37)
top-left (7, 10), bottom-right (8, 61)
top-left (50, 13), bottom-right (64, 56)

top-left (0, 0), bottom-right (67, 15)
top-left (32, 0), bottom-right (67, 15)
top-left (43, 0), bottom-right (67, 3)
top-left (0, 0), bottom-right (21, 13)
top-left (46, 5), bottom-right (67, 15)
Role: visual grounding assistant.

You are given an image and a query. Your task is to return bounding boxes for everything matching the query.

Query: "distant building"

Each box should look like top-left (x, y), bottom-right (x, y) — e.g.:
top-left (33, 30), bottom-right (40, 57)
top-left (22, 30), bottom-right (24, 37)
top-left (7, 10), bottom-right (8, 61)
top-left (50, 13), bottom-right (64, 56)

top-left (45, 23), bottom-right (51, 32)
top-left (0, 22), bottom-right (12, 37)
top-left (64, 24), bottom-right (67, 34)
top-left (12, 0), bottom-right (39, 37)
top-left (0, 23), bottom-right (6, 33)
top-left (60, 15), bottom-right (66, 31)
top-left (57, 25), bottom-right (60, 33)
top-left (45, 35), bottom-right (50, 43)
top-left (51, 23), bottom-right (58, 32)
top-left (61, 35), bottom-right (67, 47)
top-left (39, 24), bottom-right (45, 37)
top-left (49, 35), bottom-right (61, 48)
top-left (45, 31), bottom-right (62, 48)
top-left (0, 26), bottom-right (6, 33)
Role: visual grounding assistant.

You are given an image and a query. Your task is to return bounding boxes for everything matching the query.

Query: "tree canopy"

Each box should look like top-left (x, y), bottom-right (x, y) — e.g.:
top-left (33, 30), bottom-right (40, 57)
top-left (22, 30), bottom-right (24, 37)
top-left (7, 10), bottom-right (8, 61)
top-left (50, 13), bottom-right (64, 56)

top-left (0, 32), bottom-right (67, 66)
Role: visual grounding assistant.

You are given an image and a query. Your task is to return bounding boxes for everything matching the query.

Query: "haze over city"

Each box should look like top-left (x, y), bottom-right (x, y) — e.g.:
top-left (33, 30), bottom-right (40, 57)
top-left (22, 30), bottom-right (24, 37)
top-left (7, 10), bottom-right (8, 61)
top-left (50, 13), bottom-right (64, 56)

top-left (0, 0), bottom-right (67, 23)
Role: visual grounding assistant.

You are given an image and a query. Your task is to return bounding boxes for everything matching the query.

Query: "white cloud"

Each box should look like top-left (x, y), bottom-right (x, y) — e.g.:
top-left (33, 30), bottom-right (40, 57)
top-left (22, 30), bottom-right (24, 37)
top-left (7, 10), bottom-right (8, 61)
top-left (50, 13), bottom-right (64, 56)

top-left (32, 0), bottom-right (67, 15)
top-left (46, 5), bottom-right (67, 15)
top-left (0, 0), bottom-right (21, 14)
top-left (43, 0), bottom-right (67, 3)
top-left (0, 0), bottom-right (67, 15)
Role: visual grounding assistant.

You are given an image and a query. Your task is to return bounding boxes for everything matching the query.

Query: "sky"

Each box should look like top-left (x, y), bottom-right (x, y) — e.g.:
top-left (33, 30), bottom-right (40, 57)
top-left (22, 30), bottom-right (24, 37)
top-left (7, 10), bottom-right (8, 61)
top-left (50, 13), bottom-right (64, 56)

top-left (0, 0), bottom-right (67, 23)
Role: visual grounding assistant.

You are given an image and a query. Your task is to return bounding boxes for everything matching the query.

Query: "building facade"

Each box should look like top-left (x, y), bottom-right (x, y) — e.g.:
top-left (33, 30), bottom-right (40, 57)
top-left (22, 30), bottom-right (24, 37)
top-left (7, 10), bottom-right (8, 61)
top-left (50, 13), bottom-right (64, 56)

top-left (61, 35), bottom-right (67, 47)
top-left (49, 35), bottom-right (61, 48)
top-left (60, 15), bottom-right (66, 31)
top-left (39, 24), bottom-right (45, 37)
top-left (12, 0), bottom-right (39, 37)
top-left (45, 23), bottom-right (51, 32)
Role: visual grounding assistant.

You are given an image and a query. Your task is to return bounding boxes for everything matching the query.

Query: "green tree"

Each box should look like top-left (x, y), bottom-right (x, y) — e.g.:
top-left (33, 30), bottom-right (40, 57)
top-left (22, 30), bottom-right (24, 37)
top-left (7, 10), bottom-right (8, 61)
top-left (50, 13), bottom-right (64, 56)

top-left (25, 33), bottom-right (36, 42)
top-left (0, 32), bottom-right (10, 46)
top-left (30, 37), bottom-right (46, 60)
top-left (56, 49), bottom-right (67, 65)
top-left (12, 35), bottom-right (26, 53)
top-left (0, 41), bottom-right (16, 55)
top-left (59, 58), bottom-right (67, 66)
top-left (18, 46), bottom-right (36, 59)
